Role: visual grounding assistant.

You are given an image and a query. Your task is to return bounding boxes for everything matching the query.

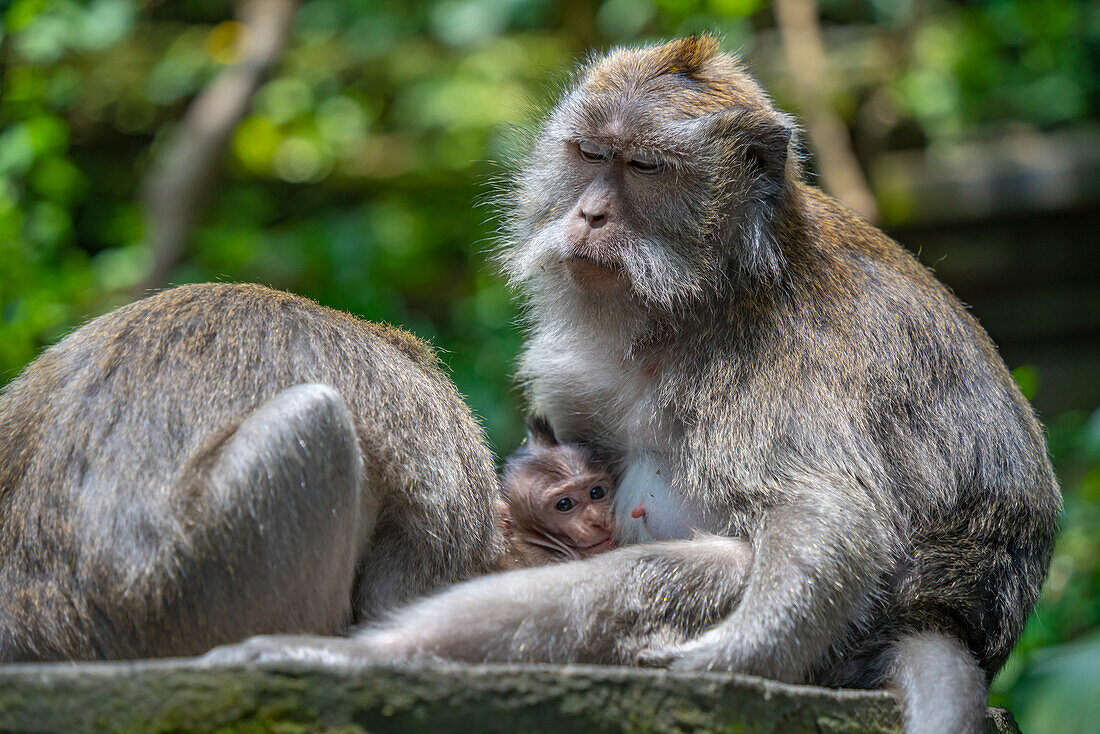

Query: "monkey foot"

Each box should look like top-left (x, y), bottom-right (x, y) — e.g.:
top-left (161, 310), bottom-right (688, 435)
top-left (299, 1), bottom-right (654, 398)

top-left (196, 635), bottom-right (373, 668)
top-left (635, 648), bottom-right (678, 668)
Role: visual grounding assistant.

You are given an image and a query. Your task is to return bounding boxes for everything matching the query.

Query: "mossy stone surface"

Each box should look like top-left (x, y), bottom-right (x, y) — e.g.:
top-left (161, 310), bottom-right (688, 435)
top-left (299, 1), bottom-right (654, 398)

top-left (0, 660), bottom-right (1019, 733)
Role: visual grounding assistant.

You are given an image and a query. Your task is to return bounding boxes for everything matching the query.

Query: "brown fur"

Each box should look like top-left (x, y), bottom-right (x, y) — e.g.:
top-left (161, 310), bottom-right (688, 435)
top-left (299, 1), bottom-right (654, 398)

top-left (327, 36), bottom-right (1056, 733)
top-left (504, 35), bottom-right (1059, 722)
top-left (200, 40), bottom-right (1059, 734)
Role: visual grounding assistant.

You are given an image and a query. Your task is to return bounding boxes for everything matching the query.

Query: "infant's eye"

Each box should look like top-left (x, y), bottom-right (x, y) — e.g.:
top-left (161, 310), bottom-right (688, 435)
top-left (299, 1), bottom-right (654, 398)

top-left (627, 152), bottom-right (663, 174)
top-left (555, 497), bottom-right (575, 512)
top-left (589, 486), bottom-right (607, 500)
top-left (578, 141), bottom-right (608, 163)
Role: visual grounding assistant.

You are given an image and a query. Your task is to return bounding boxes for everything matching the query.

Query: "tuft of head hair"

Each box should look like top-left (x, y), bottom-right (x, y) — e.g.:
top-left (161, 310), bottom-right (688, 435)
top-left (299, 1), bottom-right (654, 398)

top-left (525, 414), bottom-right (558, 446)
top-left (652, 33), bottom-right (720, 78)
top-left (574, 34), bottom-right (774, 117)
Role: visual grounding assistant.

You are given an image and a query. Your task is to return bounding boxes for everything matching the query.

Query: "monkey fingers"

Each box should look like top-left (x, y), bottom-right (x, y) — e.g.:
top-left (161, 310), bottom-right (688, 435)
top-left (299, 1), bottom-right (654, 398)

top-left (633, 625), bottom-right (743, 673)
top-left (634, 647), bottom-right (676, 668)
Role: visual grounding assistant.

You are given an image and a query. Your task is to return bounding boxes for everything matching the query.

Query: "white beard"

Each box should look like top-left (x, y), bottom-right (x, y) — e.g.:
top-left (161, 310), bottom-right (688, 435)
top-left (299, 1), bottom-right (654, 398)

top-left (501, 215), bottom-right (712, 316)
top-left (511, 220), bottom-right (715, 546)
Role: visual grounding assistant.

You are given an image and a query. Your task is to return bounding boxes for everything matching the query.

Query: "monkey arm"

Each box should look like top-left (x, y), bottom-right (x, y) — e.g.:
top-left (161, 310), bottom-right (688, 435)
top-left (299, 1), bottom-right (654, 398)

top-left (640, 476), bottom-right (894, 683)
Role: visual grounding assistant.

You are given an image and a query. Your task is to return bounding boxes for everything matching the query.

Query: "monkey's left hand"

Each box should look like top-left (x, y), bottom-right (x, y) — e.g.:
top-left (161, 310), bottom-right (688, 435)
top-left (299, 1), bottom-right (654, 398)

top-left (635, 627), bottom-right (760, 674)
top-left (635, 581), bottom-right (829, 680)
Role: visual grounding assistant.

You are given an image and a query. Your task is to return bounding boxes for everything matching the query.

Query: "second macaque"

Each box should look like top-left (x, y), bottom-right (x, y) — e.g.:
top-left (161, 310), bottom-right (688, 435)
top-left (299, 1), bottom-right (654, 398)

top-left (496, 416), bottom-right (616, 570)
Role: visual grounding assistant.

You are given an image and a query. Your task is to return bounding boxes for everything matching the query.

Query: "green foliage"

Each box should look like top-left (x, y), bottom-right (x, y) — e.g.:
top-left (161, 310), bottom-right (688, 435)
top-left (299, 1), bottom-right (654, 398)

top-left (3, 0), bottom-right (1097, 437)
top-left (1, 2), bottom-right (1098, 730)
top-left (892, 0), bottom-right (1096, 140)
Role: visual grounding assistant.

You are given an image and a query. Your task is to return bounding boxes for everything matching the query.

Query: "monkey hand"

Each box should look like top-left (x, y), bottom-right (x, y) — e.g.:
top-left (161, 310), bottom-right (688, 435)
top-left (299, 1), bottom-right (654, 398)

top-left (634, 625), bottom-right (785, 678)
top-left (634, 647), bottom-right (679, 668)
top-left (196, 634), bottom-right (376, 668)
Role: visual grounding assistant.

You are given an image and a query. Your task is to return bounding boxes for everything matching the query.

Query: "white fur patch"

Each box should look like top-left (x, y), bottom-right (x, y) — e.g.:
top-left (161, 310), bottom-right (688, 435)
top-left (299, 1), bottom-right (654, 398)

top-left (614, 452), bottom-right (699, 544)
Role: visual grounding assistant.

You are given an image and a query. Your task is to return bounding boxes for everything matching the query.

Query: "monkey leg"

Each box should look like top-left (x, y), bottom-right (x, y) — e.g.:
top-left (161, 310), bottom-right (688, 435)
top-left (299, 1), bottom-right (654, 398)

top-left (198, 535), bottom-right (752, 667)
top-left (145, 383), bottom-right (369, 657)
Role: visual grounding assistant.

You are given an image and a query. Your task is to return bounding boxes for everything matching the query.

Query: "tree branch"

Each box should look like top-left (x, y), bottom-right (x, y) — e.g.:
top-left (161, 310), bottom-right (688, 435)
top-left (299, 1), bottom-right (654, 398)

top-left (136, 0), bottom-right (299, 296)
top-left (773, 0), bottom-right (879, 222)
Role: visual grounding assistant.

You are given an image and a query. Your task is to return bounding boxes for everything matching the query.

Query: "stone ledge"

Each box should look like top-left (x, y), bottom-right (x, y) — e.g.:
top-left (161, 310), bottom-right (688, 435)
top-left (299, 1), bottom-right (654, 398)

top-left (0, 660), bottom-right (1020, 733)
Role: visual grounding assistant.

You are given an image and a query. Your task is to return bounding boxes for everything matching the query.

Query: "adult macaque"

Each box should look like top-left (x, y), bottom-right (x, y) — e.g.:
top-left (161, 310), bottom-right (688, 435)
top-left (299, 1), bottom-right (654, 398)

top-left (208, 36), bottom-right (1060, 734)
top-left (496, 415), bottom-right (616, 569)
top-left (0, 283), bottom-right (502, 661)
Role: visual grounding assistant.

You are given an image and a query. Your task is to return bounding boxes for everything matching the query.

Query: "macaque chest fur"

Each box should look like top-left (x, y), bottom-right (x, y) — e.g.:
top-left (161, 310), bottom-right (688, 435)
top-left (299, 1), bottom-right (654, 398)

top-left (520, 330), bottom-right (709, 544)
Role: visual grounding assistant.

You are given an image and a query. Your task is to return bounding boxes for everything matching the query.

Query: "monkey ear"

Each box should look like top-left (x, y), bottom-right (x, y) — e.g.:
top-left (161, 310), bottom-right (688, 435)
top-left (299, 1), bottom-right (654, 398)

top-left (525, 414), bottom-right (558, 446)
top-left (495, 498), bottom-right (514, 530)
top-left (706, 107), bottom-right (796, 194)
top-left (741, 111), bottom-right (796, 194)
top-left (690, 107), bottom-right (798, 281)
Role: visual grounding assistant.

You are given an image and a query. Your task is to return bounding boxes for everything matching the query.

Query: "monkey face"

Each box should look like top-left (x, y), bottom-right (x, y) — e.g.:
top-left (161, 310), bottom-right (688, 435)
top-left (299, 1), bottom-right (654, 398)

top-left (500, 36), bottom-right (795, 316)
top-left (502, 425), bottom-right (618, 559)
top-left (502, 111), bottom-right (719, 314)
top-left (540, 478), bottom-right (616, 556)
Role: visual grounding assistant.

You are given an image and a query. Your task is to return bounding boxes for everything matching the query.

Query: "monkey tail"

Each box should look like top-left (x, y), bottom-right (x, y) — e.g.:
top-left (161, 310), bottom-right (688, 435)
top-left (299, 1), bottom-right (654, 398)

top-left (888, 631), bottom-right (987, 734)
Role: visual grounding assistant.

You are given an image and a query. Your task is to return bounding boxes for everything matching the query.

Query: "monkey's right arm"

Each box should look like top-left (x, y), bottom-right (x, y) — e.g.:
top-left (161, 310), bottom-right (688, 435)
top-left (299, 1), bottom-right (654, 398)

top-left (200, 535), bottom-right (753, 667)
top-left (638, 470), bottom-right (895, 683)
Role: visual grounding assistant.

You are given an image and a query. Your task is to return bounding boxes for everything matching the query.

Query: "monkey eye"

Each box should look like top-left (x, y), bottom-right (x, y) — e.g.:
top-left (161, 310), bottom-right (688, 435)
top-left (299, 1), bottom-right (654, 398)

top-left (589, 486), bottom-right (607, 500)
top-left (555, 497), bottom-right (576, 512)
top-left (627, 152), bottom-right (662, 174)
top-left (577, 141), bottom-right (608, 163)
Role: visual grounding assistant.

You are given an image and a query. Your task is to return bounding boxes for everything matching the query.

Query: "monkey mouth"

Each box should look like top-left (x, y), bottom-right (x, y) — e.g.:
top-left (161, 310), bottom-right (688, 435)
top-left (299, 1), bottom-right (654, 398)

top-left (564, 251), bottom-right (624, 288)
top-left (566, 250), bottom-right (622, 270)
top-left (581, 536), bottom-right (615, 554)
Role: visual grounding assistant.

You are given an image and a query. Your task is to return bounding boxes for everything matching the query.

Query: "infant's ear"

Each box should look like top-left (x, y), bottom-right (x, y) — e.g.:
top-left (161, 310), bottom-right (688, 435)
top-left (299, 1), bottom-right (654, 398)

top-left (495, 498), bottom-right (514, 531)
top-left (525, 414), bottom-right (558, 446)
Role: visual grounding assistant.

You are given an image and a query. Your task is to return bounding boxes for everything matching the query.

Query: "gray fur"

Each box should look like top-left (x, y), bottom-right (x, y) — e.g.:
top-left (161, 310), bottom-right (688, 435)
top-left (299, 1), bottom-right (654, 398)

top-left (889, 631), bottom-right (987, 734)
top-left (502, 37), bottom-right (1060, 686)
top-left (202, 534), bottom-right (754, 667)
top-left (0, 282), bottom-right (502, 661)
top-left (212, 37), bottom-right (1061, 732)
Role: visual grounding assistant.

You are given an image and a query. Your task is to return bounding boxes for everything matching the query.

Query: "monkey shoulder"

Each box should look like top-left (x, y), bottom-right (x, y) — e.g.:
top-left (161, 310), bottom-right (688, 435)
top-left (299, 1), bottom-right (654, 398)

top-left (757, 190), bottom-right (1021, 408)
top-left (148, 282), bottom-right (439, 368)
top-left (0, 283), bottom-right (489, 499)
top-left (668, 239), bottom-right (1051, 517)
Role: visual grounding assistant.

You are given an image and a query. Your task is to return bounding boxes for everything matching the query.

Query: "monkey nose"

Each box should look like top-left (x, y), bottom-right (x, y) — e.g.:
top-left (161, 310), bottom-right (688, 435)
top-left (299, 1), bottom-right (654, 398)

top-left (582, 208), bottom-right (607, 229)
top-left (576, 203), bottom-right (611, 229)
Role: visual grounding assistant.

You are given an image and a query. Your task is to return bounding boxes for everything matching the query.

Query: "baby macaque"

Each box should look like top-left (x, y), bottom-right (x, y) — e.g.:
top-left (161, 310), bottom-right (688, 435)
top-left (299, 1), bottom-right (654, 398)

top-left (496, 416), bottom-right (616, 570)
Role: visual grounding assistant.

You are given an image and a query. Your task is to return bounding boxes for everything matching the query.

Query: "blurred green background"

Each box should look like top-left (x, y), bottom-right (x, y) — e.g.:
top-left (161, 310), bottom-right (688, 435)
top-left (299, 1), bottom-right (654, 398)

top-left (1, 0), bottom-right (1097, 730)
